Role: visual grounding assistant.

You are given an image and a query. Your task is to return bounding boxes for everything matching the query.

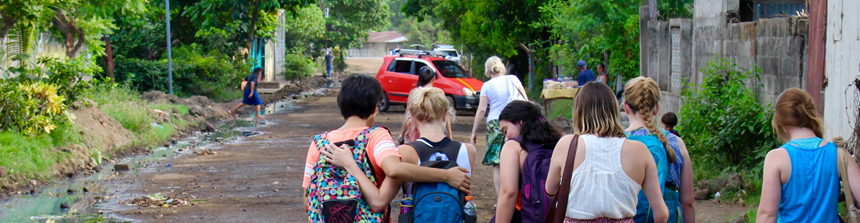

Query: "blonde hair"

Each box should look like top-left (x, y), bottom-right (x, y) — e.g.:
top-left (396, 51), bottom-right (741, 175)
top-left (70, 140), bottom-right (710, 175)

top-left (772, 88), bottom-right (824, 143)
top-left (572, 82), bottom-right (626, 138)
top-left (408, 87), bottom-right (449, 124)
top-left (485, 56), bottom-right (506, 77)
top-left (624, 77), bottom-right (676, 162)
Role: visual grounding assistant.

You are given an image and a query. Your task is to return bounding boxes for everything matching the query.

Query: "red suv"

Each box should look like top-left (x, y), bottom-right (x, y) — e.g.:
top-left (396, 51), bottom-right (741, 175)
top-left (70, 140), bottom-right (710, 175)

top-left (376, 52), bottom-right (483, 112)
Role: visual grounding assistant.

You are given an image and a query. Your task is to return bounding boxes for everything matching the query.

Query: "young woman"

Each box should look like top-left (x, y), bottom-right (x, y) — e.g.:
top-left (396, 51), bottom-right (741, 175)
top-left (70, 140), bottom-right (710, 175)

top-left (756, 88), bottom-right (860, 222)
top-left (596, 62), bottom-right (609, 85)
top-left (623, 77), bottom-right (695, 223)
top-left (471, 56), bottom-right (528, 201)
top-left (231, 67), bottom-right (265, 119)
top-left (322, 87), bottom-right (477, 213)
top-left (398, 66), bottom-right (454, 144)
top-left (545, 81), bottom-right (668, 223)
top-left (494, 101), bottom-right (563, 223)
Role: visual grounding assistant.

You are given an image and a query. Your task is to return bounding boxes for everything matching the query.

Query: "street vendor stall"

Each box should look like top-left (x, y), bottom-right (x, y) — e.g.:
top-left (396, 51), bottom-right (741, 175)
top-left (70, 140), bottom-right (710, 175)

top-left (541, 79), bottom-right (579, 129)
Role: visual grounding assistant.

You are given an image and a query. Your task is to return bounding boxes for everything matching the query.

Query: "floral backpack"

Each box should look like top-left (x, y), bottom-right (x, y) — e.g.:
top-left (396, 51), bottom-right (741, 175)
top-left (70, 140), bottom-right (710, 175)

top-left (306, 127), bottom-right (385, 223)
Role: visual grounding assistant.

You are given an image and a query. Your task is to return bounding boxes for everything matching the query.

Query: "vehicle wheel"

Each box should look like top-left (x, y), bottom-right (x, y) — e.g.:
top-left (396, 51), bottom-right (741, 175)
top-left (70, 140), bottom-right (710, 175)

top-left (378, 92), bottom-right (390, 112)
top-left (447, 96), bottom-right (457, 122)
top-left (446, 95), bottom-right (456, 111)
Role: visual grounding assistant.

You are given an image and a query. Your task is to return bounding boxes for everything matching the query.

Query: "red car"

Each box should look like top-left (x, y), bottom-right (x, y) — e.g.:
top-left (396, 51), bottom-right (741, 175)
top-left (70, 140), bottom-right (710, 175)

top-left (376, 52), bottom-right (483, 112)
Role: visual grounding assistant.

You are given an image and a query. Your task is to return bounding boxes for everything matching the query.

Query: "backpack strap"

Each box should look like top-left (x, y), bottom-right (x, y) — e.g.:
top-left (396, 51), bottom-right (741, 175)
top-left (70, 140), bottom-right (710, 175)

top-left (409, 138), bottom-right (461, 165)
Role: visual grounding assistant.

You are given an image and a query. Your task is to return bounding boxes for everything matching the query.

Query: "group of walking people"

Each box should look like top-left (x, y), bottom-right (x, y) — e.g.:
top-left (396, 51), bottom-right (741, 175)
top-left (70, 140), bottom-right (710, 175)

top-left (301, 55), bottom-right (860, 223)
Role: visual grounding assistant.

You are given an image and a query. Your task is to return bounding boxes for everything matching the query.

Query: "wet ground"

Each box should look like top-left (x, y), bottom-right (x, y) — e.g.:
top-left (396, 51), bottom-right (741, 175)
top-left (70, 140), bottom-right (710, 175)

top-left (0, 66), bottom-right (748, 222)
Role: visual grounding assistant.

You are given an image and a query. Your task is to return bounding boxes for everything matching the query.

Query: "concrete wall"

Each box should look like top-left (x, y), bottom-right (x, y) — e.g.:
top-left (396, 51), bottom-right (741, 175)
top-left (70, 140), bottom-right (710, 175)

top-left (824, 0), bottom-right (860, 139)
top-left (346, 42), bottom-right (403, 57)
top-left (643, 2), bottom-right (809, 120)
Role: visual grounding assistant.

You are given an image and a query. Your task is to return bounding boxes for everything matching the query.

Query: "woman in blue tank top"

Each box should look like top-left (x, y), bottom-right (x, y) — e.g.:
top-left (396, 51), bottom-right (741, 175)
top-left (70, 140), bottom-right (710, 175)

top-left (757, 88), bottom-right (860, 222)
top-left (623, 77), bottom-right (695, 223)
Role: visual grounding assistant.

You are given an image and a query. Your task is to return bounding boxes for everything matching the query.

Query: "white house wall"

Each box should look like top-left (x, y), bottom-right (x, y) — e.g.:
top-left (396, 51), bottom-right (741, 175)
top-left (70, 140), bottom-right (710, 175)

top-left (824, 0), bottom-right (860, 139)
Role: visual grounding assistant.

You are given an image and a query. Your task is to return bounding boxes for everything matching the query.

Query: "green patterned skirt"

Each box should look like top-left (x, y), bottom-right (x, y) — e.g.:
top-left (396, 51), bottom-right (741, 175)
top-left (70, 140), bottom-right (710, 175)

top-left (482, 119), bottom-right (505, 166)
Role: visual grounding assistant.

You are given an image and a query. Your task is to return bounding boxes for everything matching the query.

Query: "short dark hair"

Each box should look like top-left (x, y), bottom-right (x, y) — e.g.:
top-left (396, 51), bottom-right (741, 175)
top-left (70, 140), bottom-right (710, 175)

top-left (338, 74), bottom-right (383, 119)
top-left (253, 67), bottom-right (263, 74)
top-left (662, 112), bottom-right (678, 127)
top-left (416, 66), bottom-right (436, 87)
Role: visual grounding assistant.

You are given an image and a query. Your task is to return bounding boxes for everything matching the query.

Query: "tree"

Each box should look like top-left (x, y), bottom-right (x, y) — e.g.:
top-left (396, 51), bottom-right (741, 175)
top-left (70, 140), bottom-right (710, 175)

top-left (319, 0), bottom-right (392, 49)
top-left (184, 0), bottom-right (312, 55)
top-left (542, 0), bottom-right (641, 79)
top-left (283, 5), bottom-right (324, 52)
top-left (45, 0), bottom-right (146, 58)
top-left (0, 0), bottom-right (53, 40)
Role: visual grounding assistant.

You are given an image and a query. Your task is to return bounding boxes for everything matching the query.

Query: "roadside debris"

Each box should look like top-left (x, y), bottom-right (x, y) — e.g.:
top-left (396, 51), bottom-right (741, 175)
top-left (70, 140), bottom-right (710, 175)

top-left (194, 150), bottom-right (216, 156)
top-left (128, 193), bottom-right (192, 208)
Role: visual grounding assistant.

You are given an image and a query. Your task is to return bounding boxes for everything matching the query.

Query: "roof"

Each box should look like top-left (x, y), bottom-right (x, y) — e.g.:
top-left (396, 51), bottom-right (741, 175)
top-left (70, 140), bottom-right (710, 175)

top-left (366, 31), bottom-right (408, 43)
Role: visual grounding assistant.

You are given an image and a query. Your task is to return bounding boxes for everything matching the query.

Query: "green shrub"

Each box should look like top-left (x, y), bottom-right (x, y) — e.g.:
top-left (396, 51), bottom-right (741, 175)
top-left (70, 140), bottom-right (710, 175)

top-left (0, 123), bottom-right (79, 180)
top-left (111, 44), bottom-right (250, 99)
top-left (280, 53), bottom-right (316, 81)
top-left (678, 57), bottom-right (779, 181)
top-left (0, 81), bottom-right (70, 136)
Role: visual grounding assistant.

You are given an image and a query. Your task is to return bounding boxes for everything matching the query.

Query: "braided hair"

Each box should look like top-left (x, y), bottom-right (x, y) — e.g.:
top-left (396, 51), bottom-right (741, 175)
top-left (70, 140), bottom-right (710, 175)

top-left (624, 77), bottom-right (676, 162)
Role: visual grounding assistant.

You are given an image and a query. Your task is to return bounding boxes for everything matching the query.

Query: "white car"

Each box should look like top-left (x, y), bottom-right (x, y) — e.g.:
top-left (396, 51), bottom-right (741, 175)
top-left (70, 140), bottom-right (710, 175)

top-left (433, 45), bottom-right (460, 64)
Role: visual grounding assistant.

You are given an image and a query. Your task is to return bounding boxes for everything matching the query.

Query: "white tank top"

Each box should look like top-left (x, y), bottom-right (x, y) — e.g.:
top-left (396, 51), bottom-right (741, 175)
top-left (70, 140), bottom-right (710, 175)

top-left (565, 134), bottom-right (640, 219)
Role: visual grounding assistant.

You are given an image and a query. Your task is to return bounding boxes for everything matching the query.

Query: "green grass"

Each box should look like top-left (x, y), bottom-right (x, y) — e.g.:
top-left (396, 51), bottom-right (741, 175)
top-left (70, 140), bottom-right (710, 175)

top-left (85, 85), bottom-right (192, 148)
top-left (150, 104), bottom-right (190, 116)
top-left (0, 124), bottom-right (79, 180)
top-left (210, 89), bottom-right (244, 103)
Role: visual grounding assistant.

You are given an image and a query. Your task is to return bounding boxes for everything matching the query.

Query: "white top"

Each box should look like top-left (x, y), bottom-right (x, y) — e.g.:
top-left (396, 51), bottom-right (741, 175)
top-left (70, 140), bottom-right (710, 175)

top-left (481, 75), bottom-right (525, 122)
top-left (565, 134), bottom-right (640, 219)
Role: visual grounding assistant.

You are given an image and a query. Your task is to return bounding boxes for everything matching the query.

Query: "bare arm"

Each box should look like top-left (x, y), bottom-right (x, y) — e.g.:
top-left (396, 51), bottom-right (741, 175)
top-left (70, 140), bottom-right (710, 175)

top-left (640, 147), bottom-right (669, 223)
top-left (248, 82), bottom-right (256, 97)
top-left (466, 143), bottom-right (477, 172)
top-left (756, 149), bottom-right (787, 223)
top-left (470, 96), bottom-right (489, 144)
top-left (840, 148), bottom-right (860, 204)
top-left (677, 138), bottom-right (695, 223)
top-left (495, 141), bottom-right (522, 223)
top-left (321, 143), bottom-right (401, 212)
top-left (545, 135), bottom-right (576, 198)
top-left (383, 145), bottom-right (471, 193)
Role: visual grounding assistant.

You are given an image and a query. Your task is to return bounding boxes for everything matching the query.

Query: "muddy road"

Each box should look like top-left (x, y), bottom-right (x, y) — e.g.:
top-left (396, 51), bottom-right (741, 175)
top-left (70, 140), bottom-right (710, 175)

top-left (93, 91), bottom-right (496, 223)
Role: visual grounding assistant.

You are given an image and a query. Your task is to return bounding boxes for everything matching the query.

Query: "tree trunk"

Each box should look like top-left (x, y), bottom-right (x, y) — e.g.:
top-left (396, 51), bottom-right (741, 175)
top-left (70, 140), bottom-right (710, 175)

top-left (248, 0), bottom-right (262, 51)
top-left (51, 9), bottom-right (84, 58)
top-left (104, 35), bottom-right (115, 79)
top-left (0, 10), bottom-right (18, 40)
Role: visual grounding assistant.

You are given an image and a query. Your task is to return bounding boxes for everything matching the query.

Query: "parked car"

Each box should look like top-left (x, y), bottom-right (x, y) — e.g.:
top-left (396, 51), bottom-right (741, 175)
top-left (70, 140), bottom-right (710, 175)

top-left (376, 50), bottom-right (483, 112)
top-left (433, 44), bottom-right (461, 64)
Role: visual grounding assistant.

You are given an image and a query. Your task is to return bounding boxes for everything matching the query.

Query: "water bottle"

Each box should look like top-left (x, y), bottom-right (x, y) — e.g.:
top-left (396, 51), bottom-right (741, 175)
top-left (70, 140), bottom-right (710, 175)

top-left (399, 198), bottom-right (414, 214)
top-left (464, 196), bottom-right (477, 223)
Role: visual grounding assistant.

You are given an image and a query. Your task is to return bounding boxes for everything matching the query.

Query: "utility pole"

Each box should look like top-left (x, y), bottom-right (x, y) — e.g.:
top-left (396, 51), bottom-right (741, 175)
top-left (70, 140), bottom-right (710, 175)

top-left (165, 0), bottom-right (174, 95)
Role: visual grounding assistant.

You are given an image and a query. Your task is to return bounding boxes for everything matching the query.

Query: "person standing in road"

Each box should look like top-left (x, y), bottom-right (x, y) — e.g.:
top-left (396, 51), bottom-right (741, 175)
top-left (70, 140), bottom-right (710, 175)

top-left (755, 88), bottom-right (860, 223)
top-left (471, 56), bottom-right (528, 207)
top-left (596, 62), bottom-right (609, 85)
top-left (545, 81), bottom-right (668, 223)
top-left (624, 77), bottom-right (695, 223)
top-left (231, 67), bottom-right (264, 119)
top-left (325, 51), bottom-right (335, 78)
top-left (398, 66), bottom-right (453, 144)
top-left (576, 60), bottom-right (596, 87)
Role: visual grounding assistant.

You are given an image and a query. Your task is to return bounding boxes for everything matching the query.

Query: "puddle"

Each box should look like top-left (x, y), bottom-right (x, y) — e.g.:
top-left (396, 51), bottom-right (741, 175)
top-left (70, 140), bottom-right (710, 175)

top-left (0, 88), bottom-right (323, 222)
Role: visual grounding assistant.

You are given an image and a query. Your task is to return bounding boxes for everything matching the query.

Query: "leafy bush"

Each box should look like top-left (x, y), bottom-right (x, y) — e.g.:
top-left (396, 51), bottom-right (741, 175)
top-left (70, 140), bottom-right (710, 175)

top-left (41, 57), bottom-right (103, 105)
top-left (280, 53), bottom-right (316, 81)
top-left (678, 57), bottom-right (779, 180)
top-left (0, 81), bottom-right (70, 136)
top-left (111, 44), bottom-right (249, 100)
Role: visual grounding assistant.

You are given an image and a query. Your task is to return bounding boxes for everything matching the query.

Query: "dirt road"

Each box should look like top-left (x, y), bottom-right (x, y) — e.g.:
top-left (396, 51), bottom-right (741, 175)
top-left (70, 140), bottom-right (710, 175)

top-left (99, 90), bottom-right (496, 222)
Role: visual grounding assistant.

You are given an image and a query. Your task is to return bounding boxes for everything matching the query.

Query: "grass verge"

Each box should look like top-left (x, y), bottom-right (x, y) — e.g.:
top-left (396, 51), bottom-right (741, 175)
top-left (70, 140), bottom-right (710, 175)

top-left (0, 124), bottom-right (80, 181)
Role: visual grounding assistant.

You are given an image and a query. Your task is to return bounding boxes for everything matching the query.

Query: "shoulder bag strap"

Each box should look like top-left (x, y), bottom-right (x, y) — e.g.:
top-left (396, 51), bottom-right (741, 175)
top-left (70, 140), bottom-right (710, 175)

top-left (545, 134), bottom-right (579, 223)
top-left (838, 148), bottom-right (860, 223)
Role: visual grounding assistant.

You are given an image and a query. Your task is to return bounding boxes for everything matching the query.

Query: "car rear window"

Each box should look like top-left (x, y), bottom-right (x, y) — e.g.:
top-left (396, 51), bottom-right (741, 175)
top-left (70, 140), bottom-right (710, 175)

top-left (432, 60), bottom-right (470, 78)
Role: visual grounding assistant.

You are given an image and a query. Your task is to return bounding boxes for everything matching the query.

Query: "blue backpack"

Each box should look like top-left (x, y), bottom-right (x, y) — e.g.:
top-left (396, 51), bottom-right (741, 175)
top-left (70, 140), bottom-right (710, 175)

top-left (399, 140), bottom-right (468, 223)
top-left (629, 130), bottom-right (682, 223)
